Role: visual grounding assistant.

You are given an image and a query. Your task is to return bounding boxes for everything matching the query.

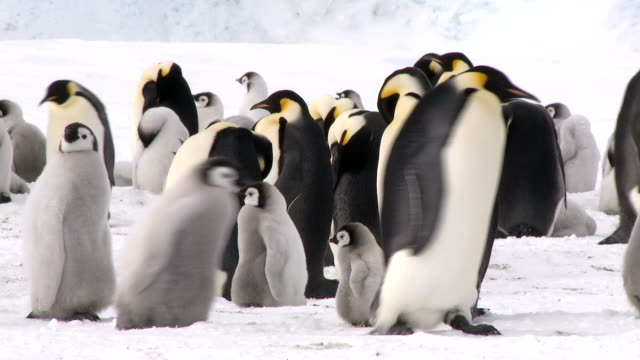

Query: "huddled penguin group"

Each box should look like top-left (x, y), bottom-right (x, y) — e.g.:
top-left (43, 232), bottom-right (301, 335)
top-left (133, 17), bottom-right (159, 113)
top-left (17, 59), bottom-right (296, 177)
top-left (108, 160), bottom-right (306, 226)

top-left (13, 49), bottom-right (640, 335)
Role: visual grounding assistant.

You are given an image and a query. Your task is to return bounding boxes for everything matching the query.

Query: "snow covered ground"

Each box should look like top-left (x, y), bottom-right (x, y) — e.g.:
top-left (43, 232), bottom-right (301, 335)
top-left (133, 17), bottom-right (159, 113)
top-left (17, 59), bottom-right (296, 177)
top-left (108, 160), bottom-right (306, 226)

top-left (0, 37), bottom-right (639, 359)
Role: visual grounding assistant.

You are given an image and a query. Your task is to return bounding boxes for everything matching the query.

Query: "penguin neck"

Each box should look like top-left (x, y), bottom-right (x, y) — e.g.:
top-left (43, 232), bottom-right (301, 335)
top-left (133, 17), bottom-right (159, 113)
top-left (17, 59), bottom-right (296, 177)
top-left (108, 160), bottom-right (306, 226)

top-left (3, 114), bottom-right (23, 132)
top-left (245, 80), bottom-right (268, 105)
top-left (392, 95), bottom-right (420, 126)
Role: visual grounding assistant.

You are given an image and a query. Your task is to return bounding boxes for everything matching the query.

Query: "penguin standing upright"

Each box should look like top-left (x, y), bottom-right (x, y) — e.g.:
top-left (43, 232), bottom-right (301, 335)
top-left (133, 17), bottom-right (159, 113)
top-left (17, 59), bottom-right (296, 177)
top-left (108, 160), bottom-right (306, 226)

top-left (601, 70), bottom-right (640, 245)
top-left (116, 158), bottom-right (247, 330)
top-left (252, 90), bottom-right (336, 298)
top-left (237, 71), bottom-right (269, 122)
top-left (328, 109), bottom-right (386, 244)
top-left (41, 80), bottom-right (115, 185)
top-left (0, 100), bottom-right (46, 182)
top-left (24, 123), bottom-right (115, 321)
top-left (372, 66), bottom-right (538, 336)
top-left (133, 107), bottom-right (189, 193)
top-left (193, 91), bottom-right (224, 131)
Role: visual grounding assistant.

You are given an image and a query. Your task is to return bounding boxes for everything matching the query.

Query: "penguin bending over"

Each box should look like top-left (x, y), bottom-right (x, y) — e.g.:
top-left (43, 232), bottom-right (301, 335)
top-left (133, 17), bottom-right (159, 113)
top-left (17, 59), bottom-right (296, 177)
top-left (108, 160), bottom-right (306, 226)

top-left (232, 182), bottom-right (307, 307)
top-left (133, 107), bottom-right (188, 193)
top-left (372, 66), bottom-right (538, 336)
top-left (237, 71), bottom-right (269, 122)
top-left (309, 95), bottom-right (359, 137)
top-left (331, 223), bottom-right (384, 326)
top-left (551, 198), bottom-right (596, 237)
top-left (413, 52), bottom-right (473, 85)
top-left (252, 90), bottom-right (336, 299)
top-left (336, 89), bottom-right (364, 109)
top-left (0, 100), bottom-right (46, 182)
top-left (599, 70), bottom-right (640, 245)
top-left (116, 158), bottom-right (247, 330)
top-left (24, 123), bottom-right (115, 321)
top-left (41, 80), bottom-right (115, 185)
top-left (194, 91), bottom-right (224, 131)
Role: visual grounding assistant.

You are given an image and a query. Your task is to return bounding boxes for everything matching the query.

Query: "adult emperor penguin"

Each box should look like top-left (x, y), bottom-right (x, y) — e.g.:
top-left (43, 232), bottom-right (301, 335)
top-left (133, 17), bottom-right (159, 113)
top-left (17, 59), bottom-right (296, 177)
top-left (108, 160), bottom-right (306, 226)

top-left (132, 62), bottom-right (198, 158)
top-left (0, 120), bottom-right (13, 203)
top-left (193, 91), bottom-right (224, 131)
top-left (24, 123), bottom-right (115, 321)
top-left (498, 100), bottom-right (566, 238)
top-left (237, 71), bottom-right (269, 122)
top-left (331, 223), bottom-right (384, 326)
top-left (133, 107), bottom-right (189, 193)
top-left (41, 80), bottom-right (115, 185)
top-left (599, 135), bottom-right (619, 214)
top-left (309, 95), bottom-right (359, 137)
top-left (328, 109), bottom-right (386, 244)
top-left (232, 182), bottom-right (307, 307)
top-left (336, 89), bottom-right (364, 109)
top-left (0, 99), bottom-right (46, 182)
top-left (252, 90), bottom-right (336, 299)
top-left (413, 52), bottom-right (473, 85)
top-left (376, 67), bottom-right (432, 214)
top-left (600, 70), bottom-right (640, 245)
top-left (116, 157), bottom-right (247, 330)
top-left (372, 66), bottom-right (538, 336)
top-left (546, 102), bottom-right (599, 193)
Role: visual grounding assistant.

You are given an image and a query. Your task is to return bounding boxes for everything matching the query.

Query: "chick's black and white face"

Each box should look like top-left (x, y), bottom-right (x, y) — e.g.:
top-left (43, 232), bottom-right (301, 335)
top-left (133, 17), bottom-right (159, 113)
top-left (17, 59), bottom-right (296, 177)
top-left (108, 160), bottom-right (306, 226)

top-left (197, 95), bottom-right (209, 108)
top-left (335, 230), bottom-right (351, 248)
top-left (243, 186), bottom-right (260, 207)
top-left (60, 126), bottom-right (96, 153)
top-left (206, 166), bottom-right (239, 191)
top-left (546, 106), bottom-right (556, 119)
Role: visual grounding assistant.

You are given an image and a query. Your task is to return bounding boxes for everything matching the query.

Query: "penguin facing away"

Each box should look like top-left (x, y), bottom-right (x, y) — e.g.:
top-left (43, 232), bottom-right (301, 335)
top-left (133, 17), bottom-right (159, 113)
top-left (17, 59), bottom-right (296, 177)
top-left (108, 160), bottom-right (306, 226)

top-left (232, 182), bottom-right (307, 307)
top-left (116, 157), bottom-right (247, 330)
top-left (193, 91), bottom-right (224, 131)
top-left (133, 107), bottom-right (189, 193)
top-left (372, 66), bottom-right (538, 336)
top-left (331, 223), bottom-right (384, 327)
top-left (600, 70), bottom-right (640, 245)
top-left (237, 71), bottom-right (269, 122)
top-left (40, 80), bottom-right (115, 185)
top-left (24, 122), bottom-right (115, 321)
top-left (0, 99), bottom-right (46, 182)
top-left (252, 90), bottom-right (336, 299)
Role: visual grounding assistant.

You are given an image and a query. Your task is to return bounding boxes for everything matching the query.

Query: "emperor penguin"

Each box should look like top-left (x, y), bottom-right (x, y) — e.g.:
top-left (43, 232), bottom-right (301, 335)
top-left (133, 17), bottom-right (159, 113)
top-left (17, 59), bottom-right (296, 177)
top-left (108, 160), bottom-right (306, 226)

top-left (599, 135), bottom-right (619, 214)
top-left (133, 107), bottom-right (189, 193)
top-left (372, 66), bottom-right (538, 336)
top-left (599, 69), bottom-right (640, 245)
top-left (223, 115), bottom-right (255, 129)
top-left (331, 223), bottom-right (384, 327)
top-left (193, 91), bottom-right (224, 131)
top-left (165, 121), bottom-right (272, 300)
top-left (623, 210), bottom-right (640, 314)
top-left (0, 119), bottom-right (13, 203)
top-left (232, 182), bottom-right (307, 307)
top-left (23, 123), bottom-right (115, 321)
top-left (376, 67), bottom-right (432, 214)
top-left (40, 80), bottom-right (115, 185)
top-left (237, 71), bottom-right (269, 122)
top-left (132, 62), bottom-right (198, 159)
top-left (0, 99), bottom-right (46, 182)
top-left (498, 100), bottom-right (566, 238)
top-left (336, 89), bottom-right (364, 109)
top-left (328, 109), bottom-right (386, 245)
top-left (116, 157), bottom-right (247, 330)
top-left (309, 94), bottom-right (359, 138)
top-left (252, 90), bottom-right (336, 299)
top-left (413, 52), bottom-right (473, 85)
top-left (551, 198), bottom-right (596, 237)
top-left (546, 102), bottom-right (600, 193)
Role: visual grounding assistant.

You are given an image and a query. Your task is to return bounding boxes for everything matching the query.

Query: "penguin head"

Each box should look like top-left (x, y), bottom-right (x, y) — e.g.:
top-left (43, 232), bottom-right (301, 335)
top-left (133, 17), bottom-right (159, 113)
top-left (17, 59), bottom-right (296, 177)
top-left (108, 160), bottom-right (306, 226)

top-left (193, 92), bottom-right (213, 108)
top-left (242, 182), bottom-right (268, 208)
top-left (328, 110), bottom-right (370, 186)
top-left (200, 157), bottom-right (247, 193)
top-left (377, 67), bottom-right (431, 124)
top-left (330, 223), bottom-right (376, 250)
top-left (330, 228), bottom-right (353, 248)
top-left (140, 62), bottom-right (182, 112)
top-left (0, 99), bottom-right (23, 122)
top-left (336, 89), bottom-right (364, 109)
top-left (545, 102), bottom-right (571, 122)
top-left (236, 71), bottom-right (262, 92)
top-left (251, 90), bottom-right (310, 121)
top-left (59, 123), bottom-right (97, 153)
top-left (453, 66), bottom-right (539, 103)
top-left (40, 80), bottom-right (90, 108)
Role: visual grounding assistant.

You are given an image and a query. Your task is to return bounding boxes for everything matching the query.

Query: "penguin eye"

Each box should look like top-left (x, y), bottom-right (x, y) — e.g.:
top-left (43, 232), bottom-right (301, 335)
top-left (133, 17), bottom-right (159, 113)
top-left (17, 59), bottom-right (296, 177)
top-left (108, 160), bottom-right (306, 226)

top-left (81, 134), bottom-right (87, 139)
top-left (547, 107), bottom-right (555, 117)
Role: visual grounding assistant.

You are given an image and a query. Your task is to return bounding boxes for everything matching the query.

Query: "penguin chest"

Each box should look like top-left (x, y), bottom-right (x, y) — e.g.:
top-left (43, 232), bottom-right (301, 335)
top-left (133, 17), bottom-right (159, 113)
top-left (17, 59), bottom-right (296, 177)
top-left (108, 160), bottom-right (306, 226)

top-left (47, 100), bottom-right (104, 161)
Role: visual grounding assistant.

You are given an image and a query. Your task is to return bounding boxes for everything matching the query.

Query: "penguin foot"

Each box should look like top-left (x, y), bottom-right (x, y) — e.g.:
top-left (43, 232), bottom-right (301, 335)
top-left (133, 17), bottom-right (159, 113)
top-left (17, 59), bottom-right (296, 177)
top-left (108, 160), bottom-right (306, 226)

top-left (69, 312), bottom-right (100, 322)
top-left (305, 278), bottom-right (338, 299)
top-left (472, 307), bottom-right (487, 318)
top-left (448, 314), bottom-right (501, 336)
top-left (369, 320), bottom-right (414, 336)
top-left (26, 311), bottom-right (46, 319)
top-left (0, 192), bottom-right (11, 203)
top-left (598, 233), bottom-right (629, 245)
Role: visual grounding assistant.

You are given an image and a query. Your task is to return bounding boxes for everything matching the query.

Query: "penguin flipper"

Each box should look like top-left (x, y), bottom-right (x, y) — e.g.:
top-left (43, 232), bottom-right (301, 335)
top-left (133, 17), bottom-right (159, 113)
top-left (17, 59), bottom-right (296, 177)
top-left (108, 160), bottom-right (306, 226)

top-left (261, 221), bottom-right (299, 301)
top-left (349, 256), bottom-right (370, 298)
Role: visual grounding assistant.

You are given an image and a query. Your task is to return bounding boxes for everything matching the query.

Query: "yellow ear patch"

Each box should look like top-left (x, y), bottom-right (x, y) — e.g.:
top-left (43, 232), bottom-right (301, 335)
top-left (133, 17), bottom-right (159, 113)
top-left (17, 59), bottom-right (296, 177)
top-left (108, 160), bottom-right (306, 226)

top-left (66, 82), bottom-right (78, 95)
top-left (258, 156), bottom-right (265, 172)
top-left (280, 98), bottom-right (294, 113)
top-left (456, 72), bottom-right (489, 89)
top-left (159, 62), bottom-right (173, 77)
top-left (452, 59), bottom-right (471, 73)
top-left (341, 130), bottom-right (352, 145)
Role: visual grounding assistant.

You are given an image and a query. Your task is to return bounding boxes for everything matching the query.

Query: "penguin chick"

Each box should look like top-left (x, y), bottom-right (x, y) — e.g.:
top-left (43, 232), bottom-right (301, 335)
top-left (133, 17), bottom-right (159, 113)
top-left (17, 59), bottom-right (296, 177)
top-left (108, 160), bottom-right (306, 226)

top-left (24, 123), bottom-right (115, 321)
top-left (0, 99), bottom-right (46, 182)
top-left (551, 198), bottom-right (597, 237)
top-left (554, 112), bottom-right (600, 193)
top-left (599, 135), bottom-right (619, 214)
top-left (133, 107), bottom-right (188, 193)
top-left (232, 182), bottom-right (307, 307)
top-left (331, 223), bottom-right (384, 326)
top-left (336, 90), bottom-right (364, 109)
top-left (116, 157), bottom-right (246, 330)
top-left (0, 119), bottom-right (13, 203)
top-left (545, 102), bottom-right (572, 124)
top-left (114, 161), bottom-right (133, 187)
top-left (193, 92), bottom-right (224, 131)
top-left (237, 71), bottom-right (269, 121)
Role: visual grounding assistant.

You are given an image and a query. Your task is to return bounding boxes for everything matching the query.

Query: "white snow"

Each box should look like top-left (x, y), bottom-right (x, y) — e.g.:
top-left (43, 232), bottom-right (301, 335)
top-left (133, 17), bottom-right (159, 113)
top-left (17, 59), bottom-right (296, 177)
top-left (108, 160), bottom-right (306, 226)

top-left (1, 3), bottom-right (640, 357)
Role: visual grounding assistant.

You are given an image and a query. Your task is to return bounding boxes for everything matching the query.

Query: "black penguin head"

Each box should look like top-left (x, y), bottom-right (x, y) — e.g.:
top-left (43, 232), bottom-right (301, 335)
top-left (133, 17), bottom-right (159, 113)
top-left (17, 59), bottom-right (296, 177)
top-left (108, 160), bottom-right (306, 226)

top-left (454, 66), bottom-right (539, 103)
top-left (377, 67), bottom-right (431, 124)
top-left (336, 89), bottom-right (357, 99)
top-left (200, 157), bottom-right (249, 192)
top-left (329, 223), bottom-right (367, 248)
top-left (241, 182), bottom-right (268, 208)
top-left (59, 122), bottom-right (97, 153)
top-left (545, 102), bottom-right (572, 121)
top-left (40, 80), bottom-right (76, 106)
top-left (0, 99), bottom-right (18, 118)
top-left (250, 90), bottom-right (309, 118)
top-left (193, 92), bottom-right (213, 108)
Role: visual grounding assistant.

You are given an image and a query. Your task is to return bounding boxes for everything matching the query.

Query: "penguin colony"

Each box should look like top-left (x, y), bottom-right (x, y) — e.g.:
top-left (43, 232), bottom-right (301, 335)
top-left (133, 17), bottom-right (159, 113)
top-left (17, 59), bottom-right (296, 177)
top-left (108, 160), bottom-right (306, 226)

top-left (9, 50), bottom-right (638, 335)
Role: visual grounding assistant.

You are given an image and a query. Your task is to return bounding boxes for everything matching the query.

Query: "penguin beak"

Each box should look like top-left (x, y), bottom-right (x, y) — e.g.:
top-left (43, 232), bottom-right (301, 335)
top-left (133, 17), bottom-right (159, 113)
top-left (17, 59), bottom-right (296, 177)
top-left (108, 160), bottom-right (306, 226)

top-left (250, 97), bottom-right (280, 113)
top-left (235, 78), bottom-right (242, 84)
top-left (39, 96), bottom-right (57, 105)
top-left (506, 88), bottom-right (539, 102)
top-left (329, 236), bottom-right (339, 245)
